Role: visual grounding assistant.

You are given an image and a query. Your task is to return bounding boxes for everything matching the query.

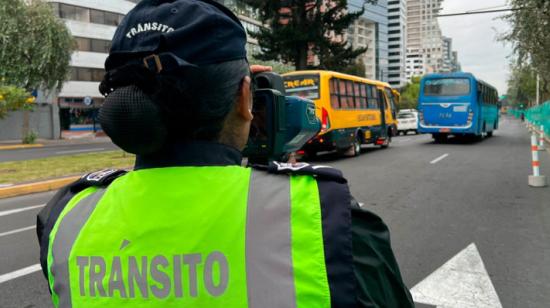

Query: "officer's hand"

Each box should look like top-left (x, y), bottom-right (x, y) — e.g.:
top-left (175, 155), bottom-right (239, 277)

top-left (250, 65), bottom-right (272, 74)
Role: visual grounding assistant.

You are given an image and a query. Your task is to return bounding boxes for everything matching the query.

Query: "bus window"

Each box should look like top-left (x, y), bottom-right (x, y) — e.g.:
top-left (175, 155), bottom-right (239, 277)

top-left (346, 81), bottom-right (354, 109)
top-left (339, 79), bottom-right (349, 108)
top-left (377, 89), bottom-right (387, 110)
top-left (424, 78), bottom-right (471, 96)
top-left (330, 79), bottom-right (340, 109)
top-left (385, 88), bottom-right (397, 111)
top-left (358, 83), bottom-right (367, 109)
top-left (354, 82), bottom-right (363, 109)
top-left (367, 85), bottom-right (379, 109)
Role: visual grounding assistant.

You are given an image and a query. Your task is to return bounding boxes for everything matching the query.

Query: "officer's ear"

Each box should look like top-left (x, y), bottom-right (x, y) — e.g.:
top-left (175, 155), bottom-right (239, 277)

top-left (236, 76), bottom-right (253, 122)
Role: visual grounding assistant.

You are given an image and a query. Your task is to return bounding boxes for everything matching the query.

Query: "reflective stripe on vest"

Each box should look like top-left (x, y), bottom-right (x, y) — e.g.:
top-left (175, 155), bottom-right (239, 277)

top-left (47, 167), bottom-right (330, 307)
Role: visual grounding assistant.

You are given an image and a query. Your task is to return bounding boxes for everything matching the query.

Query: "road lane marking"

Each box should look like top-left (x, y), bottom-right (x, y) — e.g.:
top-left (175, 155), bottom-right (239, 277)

top-left (395, 138), bottom-right (412, 143)
top-left (411, 243), bottom-right (502, 307)
top-left (0, 204), bottom-right (46, 217)
top-left (0, 226), bottom-right (35, 238)
top-left (55, 148), bottom-right (106, 155)
top-left (0, 264), bottom-right (42, 285)
top-left (430, 153), bottom-right (449, 164)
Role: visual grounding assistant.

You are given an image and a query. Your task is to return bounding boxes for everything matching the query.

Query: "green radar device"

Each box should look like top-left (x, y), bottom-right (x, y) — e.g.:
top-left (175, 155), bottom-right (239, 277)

top-left (244, 72), bottom-right (321, 164)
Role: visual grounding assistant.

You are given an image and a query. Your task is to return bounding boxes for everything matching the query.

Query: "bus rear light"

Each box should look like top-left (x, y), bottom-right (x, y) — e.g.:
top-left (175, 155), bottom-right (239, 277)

top-left (321, 107), bottom-right (330, 132)
top-left (319, 138), bottom-right (325, 143)
top-left (297, 150), bottom-right (305, 155)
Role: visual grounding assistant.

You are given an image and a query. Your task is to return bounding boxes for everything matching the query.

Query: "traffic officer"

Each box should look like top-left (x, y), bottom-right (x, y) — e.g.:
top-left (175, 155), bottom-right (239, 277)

top-left (36, 0), bottom-right (414, 307)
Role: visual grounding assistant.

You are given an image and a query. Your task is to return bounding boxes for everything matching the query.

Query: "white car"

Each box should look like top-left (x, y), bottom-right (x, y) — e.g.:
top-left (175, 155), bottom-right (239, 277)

top-left (397, 111), bottom-right (419, 135)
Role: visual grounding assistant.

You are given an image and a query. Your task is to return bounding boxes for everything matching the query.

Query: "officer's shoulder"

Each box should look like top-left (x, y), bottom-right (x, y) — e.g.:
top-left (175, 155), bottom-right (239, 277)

top-left (252, 162), bottom-right (347, 184)
top-left (64, 169), bottom-right (128, 195)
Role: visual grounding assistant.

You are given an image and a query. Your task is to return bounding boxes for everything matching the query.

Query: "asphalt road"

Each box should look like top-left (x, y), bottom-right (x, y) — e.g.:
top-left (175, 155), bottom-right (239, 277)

top-left (0, 116), bottom-right (549, 307)
top-left (0, 141), bottom-right (119, 162)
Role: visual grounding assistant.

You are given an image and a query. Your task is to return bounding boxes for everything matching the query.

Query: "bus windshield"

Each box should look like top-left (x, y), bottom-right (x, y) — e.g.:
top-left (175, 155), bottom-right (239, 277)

top-left (283, 74), bottom-right (320, 100)
top-left (424, 78), bottom-right (471, 96)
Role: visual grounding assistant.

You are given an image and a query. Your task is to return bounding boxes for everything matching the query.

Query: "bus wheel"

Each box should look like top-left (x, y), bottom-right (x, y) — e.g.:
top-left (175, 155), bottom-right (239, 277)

top-left (487, 131), bottom-right (493, 137)
top-left (353, 136), bottom-right (362, 156)
top-left (380, 131), bottom-right (391, 148)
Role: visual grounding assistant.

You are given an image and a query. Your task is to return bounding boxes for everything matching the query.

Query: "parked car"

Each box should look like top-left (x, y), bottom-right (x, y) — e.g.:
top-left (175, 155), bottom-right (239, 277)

top-left (397, 110), bottom-right (419, 135)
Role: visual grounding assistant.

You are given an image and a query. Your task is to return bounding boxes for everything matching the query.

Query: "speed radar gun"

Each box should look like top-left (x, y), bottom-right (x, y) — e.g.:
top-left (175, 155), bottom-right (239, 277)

top-left (243, 72), bottom-right (321, 165)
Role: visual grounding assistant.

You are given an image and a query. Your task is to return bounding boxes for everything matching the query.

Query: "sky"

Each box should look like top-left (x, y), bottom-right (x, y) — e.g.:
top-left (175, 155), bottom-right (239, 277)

top-left (438, 0), bottom-right (513, 94)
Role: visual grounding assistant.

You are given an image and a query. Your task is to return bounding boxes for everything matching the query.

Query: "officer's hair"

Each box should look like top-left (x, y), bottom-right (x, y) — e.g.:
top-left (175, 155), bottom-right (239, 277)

top-left (154, 59), bottom-right (250, 141)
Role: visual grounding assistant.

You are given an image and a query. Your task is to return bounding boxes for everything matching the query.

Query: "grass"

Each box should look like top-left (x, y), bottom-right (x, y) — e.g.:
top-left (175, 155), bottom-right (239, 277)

top-left (0, 151), bottom-right (135, 185)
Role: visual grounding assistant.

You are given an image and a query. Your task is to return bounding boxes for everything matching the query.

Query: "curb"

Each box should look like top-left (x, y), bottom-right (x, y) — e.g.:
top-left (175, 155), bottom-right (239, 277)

top-left (0, 176), bottom-right (80, 199)
top-left (0, 144), bottom-right (44, 151)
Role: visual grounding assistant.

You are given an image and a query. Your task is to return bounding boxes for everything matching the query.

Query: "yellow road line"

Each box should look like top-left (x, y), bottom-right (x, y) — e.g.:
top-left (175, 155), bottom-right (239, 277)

top-left (0, 144), bottom-right (44, 151)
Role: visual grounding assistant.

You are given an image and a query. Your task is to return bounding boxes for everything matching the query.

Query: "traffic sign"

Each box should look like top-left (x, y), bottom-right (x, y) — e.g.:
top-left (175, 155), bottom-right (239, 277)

top-left (83, 96), bottom-right (93, 106)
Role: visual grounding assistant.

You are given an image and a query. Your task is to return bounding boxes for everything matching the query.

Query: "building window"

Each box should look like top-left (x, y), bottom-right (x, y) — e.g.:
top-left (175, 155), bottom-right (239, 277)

top-left (74, 37), bottom-right (112, 53)
top-left (71, 67), bottom-right (105, 82)
top-left (51, 3), bottom-right (124, 27)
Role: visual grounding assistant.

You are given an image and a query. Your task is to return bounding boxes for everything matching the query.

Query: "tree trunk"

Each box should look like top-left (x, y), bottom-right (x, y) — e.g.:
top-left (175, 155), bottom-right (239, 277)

top-left (296, 45), bottom-right (308, 70)
top-left (293, 1), bottom-right (309, 71)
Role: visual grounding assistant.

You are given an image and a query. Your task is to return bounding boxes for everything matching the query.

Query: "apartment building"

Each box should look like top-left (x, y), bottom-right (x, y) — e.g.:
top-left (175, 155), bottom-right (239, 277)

top-left (387, 0), bottom-right (407, 88)
top-left (214, 0), bottom-right (263, 56)
top-left (348, 0), bottom-right (389, 81)
top-left (441, 36), bottom-right (461, 73)
top-left (405, 0), bottom-right (444, 81)
top-left (46, 0), bottom-right (261, 131)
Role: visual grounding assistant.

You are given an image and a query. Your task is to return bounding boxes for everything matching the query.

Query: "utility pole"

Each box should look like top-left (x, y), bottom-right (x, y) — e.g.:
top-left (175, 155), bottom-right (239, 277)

top-left (536, 73), bottom-right (540, 106)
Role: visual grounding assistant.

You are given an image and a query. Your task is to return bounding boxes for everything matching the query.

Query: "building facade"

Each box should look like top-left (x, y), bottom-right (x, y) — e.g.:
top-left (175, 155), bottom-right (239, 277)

top-left (405, 0), bottom-right (444, 81)
top-left (45, 0), bottom-right (261, 133)
top-left (348, 0), bottom-right (389, 82)
top-left (387, 0), bottom-right (407, 88)
top-left (441, 37), bottom-right (461, 73)
top-left (46, 0), bottom-right (136, 131)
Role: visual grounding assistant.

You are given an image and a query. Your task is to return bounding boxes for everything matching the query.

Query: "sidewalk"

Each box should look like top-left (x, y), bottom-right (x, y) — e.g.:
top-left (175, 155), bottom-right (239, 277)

top-left (0, 132), bottom-right (111, 150)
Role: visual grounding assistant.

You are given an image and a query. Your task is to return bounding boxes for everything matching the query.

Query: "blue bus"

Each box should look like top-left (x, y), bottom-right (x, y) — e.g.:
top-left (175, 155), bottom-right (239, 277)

top-left (418, 73), bottom-right (500, 142)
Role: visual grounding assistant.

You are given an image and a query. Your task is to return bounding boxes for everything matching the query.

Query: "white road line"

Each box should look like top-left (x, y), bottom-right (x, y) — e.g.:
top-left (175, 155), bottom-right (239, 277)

top-left (0, 264), bottom-right (42, 285)
top-left (0, 204), bottom-right (46, 217)
top-left (396, 138), bottom-right (412, 143)
top-left (430, 153), bottom-right (449, 164)
top-left (56, 148), bottom-right (105, 155)
top-left (0, 226), bottom-right (35, 238)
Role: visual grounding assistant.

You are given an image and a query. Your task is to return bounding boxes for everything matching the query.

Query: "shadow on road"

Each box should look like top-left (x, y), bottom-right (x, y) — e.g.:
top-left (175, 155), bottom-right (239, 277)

top-left (422, 135), bottom-right (493, 146)
top-left (301, 146), bottom-right (388, 163)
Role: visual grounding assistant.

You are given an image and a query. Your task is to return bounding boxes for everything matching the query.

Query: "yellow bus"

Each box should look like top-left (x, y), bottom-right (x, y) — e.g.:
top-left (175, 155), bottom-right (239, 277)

top-left (282, 70), bottom-right (398, 157)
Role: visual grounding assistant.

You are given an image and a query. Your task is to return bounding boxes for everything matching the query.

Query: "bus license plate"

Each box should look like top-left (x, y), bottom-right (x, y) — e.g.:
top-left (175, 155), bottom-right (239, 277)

top-left (439, 128), bottom-right (451, 133)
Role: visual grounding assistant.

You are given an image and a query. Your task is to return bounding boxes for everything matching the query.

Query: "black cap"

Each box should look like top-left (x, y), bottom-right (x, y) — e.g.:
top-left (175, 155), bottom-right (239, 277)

top-left (105, 0), bottom-right (248, 73)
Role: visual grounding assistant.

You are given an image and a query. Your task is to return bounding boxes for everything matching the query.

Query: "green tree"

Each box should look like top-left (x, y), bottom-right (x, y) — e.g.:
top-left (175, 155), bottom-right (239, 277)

top-left (0, 84), bottom-right (34, 119)
top-left (245, 0), bottom-right (376, 71)
top-left (341, 59), bottom-right (366, 77)
top-left (506, 63), bottom-right (540, 107)
top-left (250, 56), bottom-right (296, 74)
top-left (501, 0), bottom-right (550, 101)
top-left (399, 76), bottom-right (421, 110)
top-left (0, 0), bottom-right (74, 135)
